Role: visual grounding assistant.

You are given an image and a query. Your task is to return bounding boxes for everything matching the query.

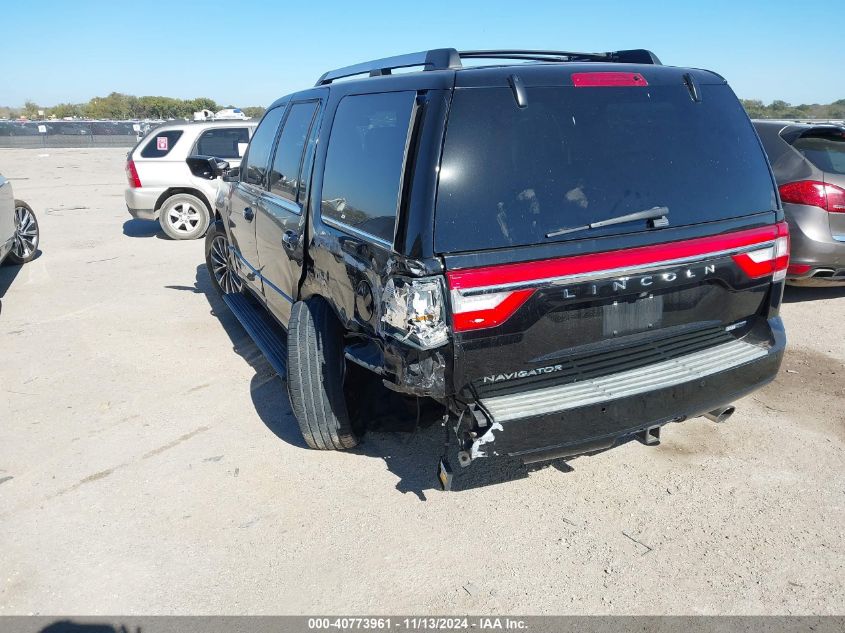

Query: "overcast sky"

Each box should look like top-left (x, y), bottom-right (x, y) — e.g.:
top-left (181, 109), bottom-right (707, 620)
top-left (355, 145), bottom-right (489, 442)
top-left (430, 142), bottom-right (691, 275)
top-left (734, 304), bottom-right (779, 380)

top-left (2, 0), bottom-right (842, 108)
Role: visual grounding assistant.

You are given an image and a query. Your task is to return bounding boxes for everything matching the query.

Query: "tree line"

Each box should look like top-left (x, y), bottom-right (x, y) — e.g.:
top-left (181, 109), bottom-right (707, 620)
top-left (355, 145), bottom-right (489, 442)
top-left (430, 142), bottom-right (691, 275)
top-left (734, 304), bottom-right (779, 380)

top-left (739, 99), bottom-right (844, 120)
top-left (0, 92), bottom-right (266, 120)
top-left (1, 92), bottom-right (843, 122)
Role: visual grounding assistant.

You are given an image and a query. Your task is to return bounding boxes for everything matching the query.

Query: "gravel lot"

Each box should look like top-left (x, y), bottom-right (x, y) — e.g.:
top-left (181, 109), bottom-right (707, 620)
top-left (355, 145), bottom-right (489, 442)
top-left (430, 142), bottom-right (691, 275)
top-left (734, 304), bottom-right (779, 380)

top-left (0, 148), bottom-right (843, 615)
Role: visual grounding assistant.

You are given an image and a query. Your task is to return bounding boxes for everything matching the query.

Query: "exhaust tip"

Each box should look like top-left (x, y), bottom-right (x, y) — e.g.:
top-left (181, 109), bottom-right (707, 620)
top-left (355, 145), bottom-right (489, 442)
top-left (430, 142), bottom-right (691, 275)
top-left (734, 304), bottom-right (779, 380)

top-left (704, 405), bottom-right (735, 423)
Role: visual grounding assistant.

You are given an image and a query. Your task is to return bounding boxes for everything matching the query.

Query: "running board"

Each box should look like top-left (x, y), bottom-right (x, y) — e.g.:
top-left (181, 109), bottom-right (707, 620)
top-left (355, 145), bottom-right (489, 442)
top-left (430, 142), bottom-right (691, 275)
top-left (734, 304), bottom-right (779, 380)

top-left (222, 293), bottom-right (288, 379)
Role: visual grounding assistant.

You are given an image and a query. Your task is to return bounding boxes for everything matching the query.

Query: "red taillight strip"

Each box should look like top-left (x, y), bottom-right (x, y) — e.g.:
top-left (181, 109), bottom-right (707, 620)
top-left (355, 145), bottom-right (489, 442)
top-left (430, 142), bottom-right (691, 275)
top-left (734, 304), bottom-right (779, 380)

top-left (452, 289), bottom-right (534, 332)
top-left (125, 159), bottom-right (141, 188)
top-left (448, 225), bottom-right (781, 291)
top-left (448, 223), bottom-right (788, 333)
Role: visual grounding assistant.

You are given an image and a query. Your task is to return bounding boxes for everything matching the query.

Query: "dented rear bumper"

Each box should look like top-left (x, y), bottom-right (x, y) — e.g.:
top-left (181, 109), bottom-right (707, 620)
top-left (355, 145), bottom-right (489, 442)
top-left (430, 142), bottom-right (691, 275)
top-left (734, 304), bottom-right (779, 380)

top-left (463, 317), bottom-right (785, 464)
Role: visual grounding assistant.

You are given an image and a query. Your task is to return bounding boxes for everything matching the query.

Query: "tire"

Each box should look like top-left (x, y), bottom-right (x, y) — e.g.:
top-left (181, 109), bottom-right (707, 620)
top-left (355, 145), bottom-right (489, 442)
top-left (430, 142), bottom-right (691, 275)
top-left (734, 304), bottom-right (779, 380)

top-left (204, 220), bottom-right (244, 295)
top-left (159, 193), bottom-right (210, 240)
top-left (287, 298), bottom-right (359, 450)
top-left (6, 200), bottom-right (39, 265)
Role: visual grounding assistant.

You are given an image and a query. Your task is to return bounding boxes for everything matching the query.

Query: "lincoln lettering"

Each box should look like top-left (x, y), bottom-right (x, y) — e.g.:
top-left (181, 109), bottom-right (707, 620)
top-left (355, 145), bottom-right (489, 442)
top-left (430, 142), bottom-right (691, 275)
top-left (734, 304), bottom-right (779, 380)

top-left (560, 264), bottom-right (716, 299)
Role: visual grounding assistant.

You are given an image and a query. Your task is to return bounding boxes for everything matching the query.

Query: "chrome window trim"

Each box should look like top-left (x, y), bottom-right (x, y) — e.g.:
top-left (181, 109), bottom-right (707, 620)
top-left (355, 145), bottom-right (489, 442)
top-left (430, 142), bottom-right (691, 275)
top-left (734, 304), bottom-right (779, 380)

top-left (322, 216), bottom-right (394, 249)
top-left (262, 192), bottom-right (302, 216)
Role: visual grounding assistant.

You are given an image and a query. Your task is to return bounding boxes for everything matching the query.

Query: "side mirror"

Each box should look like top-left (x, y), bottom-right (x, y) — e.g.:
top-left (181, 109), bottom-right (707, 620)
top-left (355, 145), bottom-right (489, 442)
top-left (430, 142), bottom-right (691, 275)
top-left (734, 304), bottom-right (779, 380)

top-left (222, 166), bottom-right (240, 182)
top-left (186, 155), bottom-right (230, 180)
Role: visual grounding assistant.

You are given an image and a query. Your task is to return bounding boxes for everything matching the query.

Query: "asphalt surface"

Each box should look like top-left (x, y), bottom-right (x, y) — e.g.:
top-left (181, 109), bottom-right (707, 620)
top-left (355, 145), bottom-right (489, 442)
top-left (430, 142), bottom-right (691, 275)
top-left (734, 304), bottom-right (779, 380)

top-left (0, 148), bottom-right (843, 615)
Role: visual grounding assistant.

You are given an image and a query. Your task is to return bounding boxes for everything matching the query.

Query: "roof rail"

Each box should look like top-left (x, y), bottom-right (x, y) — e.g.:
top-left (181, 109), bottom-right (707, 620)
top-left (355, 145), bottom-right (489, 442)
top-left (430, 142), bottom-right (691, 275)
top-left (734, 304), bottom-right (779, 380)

top-left (459, 49), bottom-right (662, 65)
top-left (315, 48), bottom-right (461, 86)
top-left (315, 48), bottom-right (661, 86)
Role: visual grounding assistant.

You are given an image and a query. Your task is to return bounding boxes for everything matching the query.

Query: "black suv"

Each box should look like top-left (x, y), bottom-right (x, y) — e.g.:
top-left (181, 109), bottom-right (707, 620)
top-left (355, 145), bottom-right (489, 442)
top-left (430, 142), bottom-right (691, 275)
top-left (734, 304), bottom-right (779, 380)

top-left (201, 48), bottom-right (788, 487)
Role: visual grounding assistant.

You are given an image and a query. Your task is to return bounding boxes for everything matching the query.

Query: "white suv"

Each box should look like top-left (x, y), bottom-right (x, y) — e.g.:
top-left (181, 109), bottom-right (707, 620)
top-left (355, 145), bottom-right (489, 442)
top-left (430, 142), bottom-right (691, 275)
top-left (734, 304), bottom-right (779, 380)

top-left (125, 120), bottom-right (256, 240)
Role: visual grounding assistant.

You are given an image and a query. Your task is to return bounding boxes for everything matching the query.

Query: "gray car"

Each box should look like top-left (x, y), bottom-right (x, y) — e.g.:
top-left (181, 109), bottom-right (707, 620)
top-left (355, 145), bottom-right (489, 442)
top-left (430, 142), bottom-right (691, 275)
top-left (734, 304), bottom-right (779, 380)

top-left (754, 120), bottom-right (845, 284)
top-left (0, 174), bottom-right (39, 267)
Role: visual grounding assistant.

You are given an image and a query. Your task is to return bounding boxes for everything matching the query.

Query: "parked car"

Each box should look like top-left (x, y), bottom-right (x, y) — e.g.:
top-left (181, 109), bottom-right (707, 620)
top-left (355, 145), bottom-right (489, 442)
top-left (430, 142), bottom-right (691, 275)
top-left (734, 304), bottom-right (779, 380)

top-left (203, 48), bottom-right (787, 489)
top-left (124, 120), bottom-right (256, 240)
top-left (753, 120), bottom-right (845, 285)
top-left (0, 173), bottom-right (39, 267)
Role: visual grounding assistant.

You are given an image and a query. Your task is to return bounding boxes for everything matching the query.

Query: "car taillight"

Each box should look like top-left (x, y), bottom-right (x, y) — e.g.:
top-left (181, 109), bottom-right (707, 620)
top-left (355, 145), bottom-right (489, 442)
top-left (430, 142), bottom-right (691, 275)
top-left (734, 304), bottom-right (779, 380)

top-left (380, 277), bottom-right (449, 349)
top-left (731, 221), bottom-right (789, 282)
top-left (450, 288), bottom-right (534, 332)
top-left (125, 159), bottom-right (141, 188)
top-left (779, 180), bottom-right (845, 213)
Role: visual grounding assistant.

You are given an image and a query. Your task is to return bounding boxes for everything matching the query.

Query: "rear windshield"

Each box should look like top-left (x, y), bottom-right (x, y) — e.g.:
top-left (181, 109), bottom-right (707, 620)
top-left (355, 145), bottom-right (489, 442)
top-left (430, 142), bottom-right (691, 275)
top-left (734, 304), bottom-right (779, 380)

top-left (791, 129), bottom-right (845, 175)
top-left (435, 84), bottom-right (776, 253)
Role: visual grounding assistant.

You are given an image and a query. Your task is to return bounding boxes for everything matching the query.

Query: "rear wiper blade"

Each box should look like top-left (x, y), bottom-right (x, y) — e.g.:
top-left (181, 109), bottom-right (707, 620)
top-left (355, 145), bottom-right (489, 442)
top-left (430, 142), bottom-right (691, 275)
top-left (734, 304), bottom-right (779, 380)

top-left (545, 206), bottom-right (670, 238)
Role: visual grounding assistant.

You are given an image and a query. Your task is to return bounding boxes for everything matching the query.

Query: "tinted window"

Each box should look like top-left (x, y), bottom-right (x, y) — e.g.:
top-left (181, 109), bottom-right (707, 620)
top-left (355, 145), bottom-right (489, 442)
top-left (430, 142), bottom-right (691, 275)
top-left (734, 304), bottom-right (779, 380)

top-left (435, 84), bottom-right (777, 253)
top-left (298, 112), bottom-right (321, 207)
top-left (196, 127), bottom-right (250, 159)
top-left (140, 130), bottom-right (182, 158)
top-left (243, 107), bottom-right (285, 187)
top-left (792, 130), bottom-right (845, 175)
top-left (269, 102), bottom-right (318, 202)
top-left (320, 91), bottom-right (415, 244)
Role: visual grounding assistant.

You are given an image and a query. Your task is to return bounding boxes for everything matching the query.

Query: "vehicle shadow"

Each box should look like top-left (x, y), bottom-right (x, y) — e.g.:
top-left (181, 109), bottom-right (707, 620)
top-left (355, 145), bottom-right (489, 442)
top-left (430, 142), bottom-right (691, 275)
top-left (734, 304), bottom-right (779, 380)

top-left (122, 218), bottom-right (173, 241)
top-left (186, 264), bottom-right (571, 499)
top-left (0, 261), bottom-right (22, 302)
top-left (782, 283), bottom-right (845, 303)
top-left (0, 250), bottom-right (42, 315)
top-left (38, 619), bottom-right (129, 633)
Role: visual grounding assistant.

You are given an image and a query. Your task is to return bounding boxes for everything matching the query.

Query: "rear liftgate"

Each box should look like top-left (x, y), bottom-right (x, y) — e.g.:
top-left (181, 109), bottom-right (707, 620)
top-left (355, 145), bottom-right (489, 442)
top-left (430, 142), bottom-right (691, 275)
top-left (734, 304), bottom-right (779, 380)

top-left (438, 223), bottom-right (788, 489)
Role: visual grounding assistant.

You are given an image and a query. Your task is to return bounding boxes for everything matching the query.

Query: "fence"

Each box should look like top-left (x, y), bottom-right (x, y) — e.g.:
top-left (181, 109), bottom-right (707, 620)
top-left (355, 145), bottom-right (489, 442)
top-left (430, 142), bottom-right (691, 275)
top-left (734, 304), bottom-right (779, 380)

top-left (0, 120), bottom-right (163, 149)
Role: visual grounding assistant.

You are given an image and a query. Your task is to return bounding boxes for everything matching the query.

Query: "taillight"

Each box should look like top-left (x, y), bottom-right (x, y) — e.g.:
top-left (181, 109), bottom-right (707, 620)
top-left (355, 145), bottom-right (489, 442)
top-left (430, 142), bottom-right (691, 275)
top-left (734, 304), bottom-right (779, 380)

top-left (450, 288), bottom-right (534, 332)
top-left (731, 221), bottom-right (790, 282)
top-left (125, 159), bottom-right (141, 188)
top-left (380, 277), bottom-right (449, 349)
top-left (571, 72), bottom-right (648, 87)
top-left (779, 180), bottom-right (845, 213)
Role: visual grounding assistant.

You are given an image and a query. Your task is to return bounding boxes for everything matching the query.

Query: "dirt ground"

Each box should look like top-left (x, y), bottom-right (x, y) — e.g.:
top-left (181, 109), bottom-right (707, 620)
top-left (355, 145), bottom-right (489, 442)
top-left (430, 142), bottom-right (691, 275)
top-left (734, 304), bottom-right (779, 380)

top-left (0, 148), bottom-right (843, 615)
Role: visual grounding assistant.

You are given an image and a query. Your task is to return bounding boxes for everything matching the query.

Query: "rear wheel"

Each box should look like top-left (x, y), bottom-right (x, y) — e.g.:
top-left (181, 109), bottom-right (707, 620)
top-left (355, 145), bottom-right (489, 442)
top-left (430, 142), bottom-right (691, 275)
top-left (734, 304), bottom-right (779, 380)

top-left (287, 298), bottom-right (359, 450)
top-left (159, 193), bottom-right (210, 240)
top-left (7, 201), bottom-right (39, 265)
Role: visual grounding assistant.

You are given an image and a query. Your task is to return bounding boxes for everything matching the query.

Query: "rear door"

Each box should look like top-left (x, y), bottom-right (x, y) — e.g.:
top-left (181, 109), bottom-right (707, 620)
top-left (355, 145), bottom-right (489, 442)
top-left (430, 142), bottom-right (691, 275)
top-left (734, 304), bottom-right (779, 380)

top-left (434, 73), bottom-right (782, 398)
top-left (256, 100), bottom-right (321, 325)
top-left (228, 107), bottom-right (285, 294)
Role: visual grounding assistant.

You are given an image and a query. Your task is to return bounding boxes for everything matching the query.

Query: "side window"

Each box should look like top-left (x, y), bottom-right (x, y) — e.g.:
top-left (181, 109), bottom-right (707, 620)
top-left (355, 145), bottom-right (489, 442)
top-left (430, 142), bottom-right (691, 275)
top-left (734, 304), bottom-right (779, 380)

top-left (297, 114), bottom-right (321, 207)
top-left (196, 127), bottom-right (250, 159)
top-left (140, 130), bottom-right (182, 158)
top-left (243, 107), bottom-right (285, 187)
top-left (320, 91), bottom-right (416, 244)
top-left (269, 102), bottom-right (318, 202)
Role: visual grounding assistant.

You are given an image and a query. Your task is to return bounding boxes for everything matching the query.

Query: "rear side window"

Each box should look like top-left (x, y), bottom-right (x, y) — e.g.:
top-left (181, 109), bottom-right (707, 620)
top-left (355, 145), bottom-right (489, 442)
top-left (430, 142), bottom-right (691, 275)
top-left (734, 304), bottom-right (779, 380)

top-left (269, 102), bottom-right (318, 203)
top-left (320, 91), bottom-right (416, 244)
top-left (140, 130), bottom-right (182, 158)
top-left (791, 130), bottom-right (845, 175)
top-left (435, 84), bottom-right (777, 252)
top-left (196, 127), bottom-right (250, 159)
top-left (243, 107), bottom-right (285, 187)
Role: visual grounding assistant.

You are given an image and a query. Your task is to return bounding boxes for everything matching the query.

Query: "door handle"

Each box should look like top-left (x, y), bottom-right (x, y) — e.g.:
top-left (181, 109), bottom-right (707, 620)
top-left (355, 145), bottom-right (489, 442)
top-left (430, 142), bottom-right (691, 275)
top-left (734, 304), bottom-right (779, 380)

top-left (282, 230), bottom-right (299, 251)
top-left (242, 207), bottom-right (254, 222)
